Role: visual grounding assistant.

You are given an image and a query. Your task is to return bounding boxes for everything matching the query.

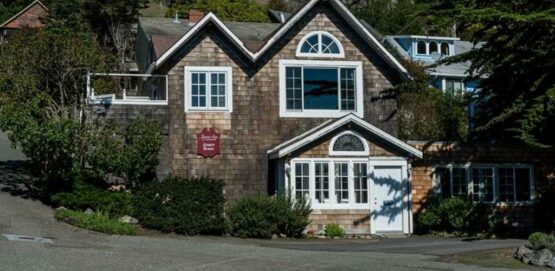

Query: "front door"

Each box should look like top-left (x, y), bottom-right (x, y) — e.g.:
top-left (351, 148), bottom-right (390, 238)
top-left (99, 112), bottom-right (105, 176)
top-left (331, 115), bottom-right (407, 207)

top-left (371, 164), bottom-right (406, 233)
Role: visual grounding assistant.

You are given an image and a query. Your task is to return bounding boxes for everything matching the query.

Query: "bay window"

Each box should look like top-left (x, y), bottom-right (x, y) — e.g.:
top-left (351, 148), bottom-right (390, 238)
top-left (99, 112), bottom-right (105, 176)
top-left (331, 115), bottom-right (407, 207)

top-left (279, 60), bottom-right (363, 118)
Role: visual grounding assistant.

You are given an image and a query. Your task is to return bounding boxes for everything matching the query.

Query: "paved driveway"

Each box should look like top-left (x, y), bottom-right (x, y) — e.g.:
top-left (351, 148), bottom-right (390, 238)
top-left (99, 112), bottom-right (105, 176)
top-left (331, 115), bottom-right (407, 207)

top-left (0, 189), bottom-right (528, 271)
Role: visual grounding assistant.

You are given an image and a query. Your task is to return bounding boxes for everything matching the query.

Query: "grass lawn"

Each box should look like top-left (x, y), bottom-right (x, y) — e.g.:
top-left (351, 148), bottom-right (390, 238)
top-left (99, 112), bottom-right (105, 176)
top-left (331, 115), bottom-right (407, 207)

top-left (55, 209), bottom-right (137, 236)
top-left (440, 248), bottom-right (552, 270)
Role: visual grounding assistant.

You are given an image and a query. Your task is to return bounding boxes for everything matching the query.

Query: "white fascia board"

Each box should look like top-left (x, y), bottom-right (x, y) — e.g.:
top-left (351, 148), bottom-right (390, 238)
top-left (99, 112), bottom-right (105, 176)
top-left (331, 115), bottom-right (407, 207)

top-left (270, 114), bottom-right (423, 159)
top-left (330, 0), bottom-right (410, 80)
top-left (391, 35), bottom-right (460, 41)
top-left (154, 13), bottom-right (256, 69)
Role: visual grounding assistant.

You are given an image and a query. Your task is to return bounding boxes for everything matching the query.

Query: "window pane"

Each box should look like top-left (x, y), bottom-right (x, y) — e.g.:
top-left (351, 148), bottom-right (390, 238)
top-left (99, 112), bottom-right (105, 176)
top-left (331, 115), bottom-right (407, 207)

top-left (191, 72), bottom-right (207, 108)
top-left (515, 168), bottom-right (531, 202)
top-left (498, 168), bottom-right (515, 203)
top-left (441, 43), bottom-right (450, 55)
top-left (452, 168), bottom-right (468, 196)
top-left (285, 67), bottom-right (302, 110)
top-left (303, 68), bottom-right (338, 110)
top-left (301, 35), bottom-right (319, 53)
top-left (210, 72), bottom-right (226, 108)
top-left (340, 68), bottom-right (356, 111)
top-left (334, 163), bottom-right (349, 204)
top-left (321, 35), bottom-right (340, 54)
top-left (435, 167), bottom-right (451, 198)
top-left (295, 163), bottom-right (310, 200)
top-left (315, 162), bottom-right (329, 203)
top-left (472, 168), bottom-right (494, 202)
top-left (417, 41), bottom-right (427, 54)
top-left (354, 163), bottom-right (368, 203)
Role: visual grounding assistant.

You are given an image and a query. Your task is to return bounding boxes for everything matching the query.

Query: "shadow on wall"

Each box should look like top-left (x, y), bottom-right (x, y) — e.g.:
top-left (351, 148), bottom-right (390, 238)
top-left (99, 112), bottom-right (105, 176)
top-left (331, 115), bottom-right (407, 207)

top-left (369, 173), bottom-right (408, 225)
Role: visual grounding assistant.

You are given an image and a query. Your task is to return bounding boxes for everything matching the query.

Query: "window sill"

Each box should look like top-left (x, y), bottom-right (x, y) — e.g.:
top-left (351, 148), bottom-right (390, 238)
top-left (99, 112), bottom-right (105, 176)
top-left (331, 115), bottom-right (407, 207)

top-left (185, 109), bottom-right (232, 113)
top-left (280, 110), bottom-right (362, 118)
top-left (310, 203), bottom-right (371, 210)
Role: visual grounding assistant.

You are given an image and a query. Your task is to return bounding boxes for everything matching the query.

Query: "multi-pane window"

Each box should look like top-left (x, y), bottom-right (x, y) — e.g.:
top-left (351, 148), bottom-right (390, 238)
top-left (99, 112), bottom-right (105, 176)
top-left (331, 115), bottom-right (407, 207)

top-left (445, 79), bottom-right (464, 93)
top-left (334, 162), bottom-right (349, 204)
top-left (185, 67), bottom-right (232, 112)
top-left (298, 32), bottom-right (343, 56)
top-left (434, 165), bottom-right (533, 203)
top-left (294, 163), bottom-right (310, 200)
top-left (314, 162), bottom-right (330, 204)
top-left (292, 160), bottom-right (369, 208)
top-left (353, 163), bottom-right (368, 203)
top-left (472, 168), bottom-right (494, 202)
top-left (284, 66), bottom-right (357, 111)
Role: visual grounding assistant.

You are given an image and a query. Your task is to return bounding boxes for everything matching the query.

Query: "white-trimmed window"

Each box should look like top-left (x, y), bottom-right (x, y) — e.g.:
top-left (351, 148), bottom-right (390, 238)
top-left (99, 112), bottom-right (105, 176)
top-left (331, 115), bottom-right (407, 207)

top-left (434, 164), bottom-right (534, 204)
top-left (291, 158), bottom-right (370, 209)
top-left (184, 66), bottom-right (233, 112)
top-left (440, 42), bottom-right (450, 55)
top-left (279, 60), bottom-right (364, 118)
top-left (417, 40), bottom-right (427, 55)
top-left (297, 31), bottom-right (344, 58)
top-left (329, 131), bottom-right (369, 156)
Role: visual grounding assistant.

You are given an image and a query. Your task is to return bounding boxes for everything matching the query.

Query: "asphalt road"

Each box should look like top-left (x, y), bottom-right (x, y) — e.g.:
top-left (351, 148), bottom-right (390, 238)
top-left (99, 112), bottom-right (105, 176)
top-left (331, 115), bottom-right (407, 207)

top-left (0, 189), bottom-right (528, 271)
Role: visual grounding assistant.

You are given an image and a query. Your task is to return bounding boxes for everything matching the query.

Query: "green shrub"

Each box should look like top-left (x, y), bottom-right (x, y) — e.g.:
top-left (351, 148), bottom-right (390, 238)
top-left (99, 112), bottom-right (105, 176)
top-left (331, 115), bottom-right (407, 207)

top-left (417, 196), bottom-right (476, 235)
top-left (226, 194), bottom-right (312, 239)
top-left (529, 232), bottom-right (555, 252)
top-left (226, 195), bottom-right (276, 239)
top-left (324, 224), bottom-right (345, 238)
top-left (55, 209), bottom-right (136, 235)
top-left (51, 182), bottom-right (132, 217)
top-left (132, 176), bottom-right (225, 235)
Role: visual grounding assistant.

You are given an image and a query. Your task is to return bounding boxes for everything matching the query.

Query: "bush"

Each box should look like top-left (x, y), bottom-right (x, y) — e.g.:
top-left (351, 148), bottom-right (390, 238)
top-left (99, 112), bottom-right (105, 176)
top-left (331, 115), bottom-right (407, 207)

top-left (85, 119), bottom-right (161, 187)
top-left (417, 196), bottom-right (476, 235)
top-left (324, 224), bottom-right (345, 238)
top-left (51, 182), bottom-right (132, 218)
top-left (55, 209), bottom-right (136, 235)
top-left (528, 232), bottom-right (555, 252)
top-left (132, 176), bottom-right (225, 235)
top-left (226, 194), bottom-right (312, 239)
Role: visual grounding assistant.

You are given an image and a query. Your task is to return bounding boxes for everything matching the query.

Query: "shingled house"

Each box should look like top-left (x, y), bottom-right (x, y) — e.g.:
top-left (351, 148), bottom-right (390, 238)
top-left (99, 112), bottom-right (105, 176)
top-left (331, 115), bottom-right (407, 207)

top-left (87, 0), bottom-right (551, 235)
top-left (0, 0), bottom-right (47, 43)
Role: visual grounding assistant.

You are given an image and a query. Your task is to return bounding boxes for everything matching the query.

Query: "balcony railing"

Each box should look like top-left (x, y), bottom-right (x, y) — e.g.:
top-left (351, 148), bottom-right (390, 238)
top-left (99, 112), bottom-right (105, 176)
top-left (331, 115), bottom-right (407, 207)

top-left (86, 73), bottom-right (168, 105)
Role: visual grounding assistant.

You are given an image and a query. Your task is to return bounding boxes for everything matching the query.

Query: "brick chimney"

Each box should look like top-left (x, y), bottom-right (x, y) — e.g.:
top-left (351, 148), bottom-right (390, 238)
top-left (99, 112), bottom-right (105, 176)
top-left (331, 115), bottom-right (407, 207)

top-left (188, 9), bottom-right (205, 25)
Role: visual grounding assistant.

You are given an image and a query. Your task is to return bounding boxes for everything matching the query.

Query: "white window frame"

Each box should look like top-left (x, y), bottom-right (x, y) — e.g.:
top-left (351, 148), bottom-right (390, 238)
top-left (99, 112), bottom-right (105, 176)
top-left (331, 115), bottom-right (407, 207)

top-left (433, 164), bottom-right (535, 205)
top-left (184, 66), bottom-right (233, 112)
top-left (291, 158), bottom-right (370, 210)
top-left (296, 31), bottom-right (345, 58)
top-left (279, 60), bottom-right (364, 118)
top-left (329, 131), bottom-right (369, 156)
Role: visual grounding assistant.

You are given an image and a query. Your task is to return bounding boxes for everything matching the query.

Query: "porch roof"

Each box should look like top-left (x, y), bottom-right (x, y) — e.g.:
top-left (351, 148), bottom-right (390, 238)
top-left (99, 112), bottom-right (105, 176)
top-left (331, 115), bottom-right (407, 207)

top-left (267, 114), bottom-right (423, 159)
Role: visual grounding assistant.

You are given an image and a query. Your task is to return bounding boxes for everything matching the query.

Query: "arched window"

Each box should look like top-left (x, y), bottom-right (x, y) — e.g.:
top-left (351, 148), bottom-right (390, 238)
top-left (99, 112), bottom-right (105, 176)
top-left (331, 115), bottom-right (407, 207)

top-left (297, 31), bottom-right (344, 57)
top-left (429, 42), bottom-right (438, 53)
top-left (440, 42), bottom-right (450, 55)
top-left (417, 40), bottom-right (427, 55)
top-left (329, 131), bottom-right (369, 156)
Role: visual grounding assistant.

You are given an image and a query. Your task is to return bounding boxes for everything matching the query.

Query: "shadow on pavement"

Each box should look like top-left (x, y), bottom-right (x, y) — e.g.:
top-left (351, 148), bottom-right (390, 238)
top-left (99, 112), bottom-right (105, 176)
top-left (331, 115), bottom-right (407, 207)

top-left (0, 160), bottom-right (32, 197)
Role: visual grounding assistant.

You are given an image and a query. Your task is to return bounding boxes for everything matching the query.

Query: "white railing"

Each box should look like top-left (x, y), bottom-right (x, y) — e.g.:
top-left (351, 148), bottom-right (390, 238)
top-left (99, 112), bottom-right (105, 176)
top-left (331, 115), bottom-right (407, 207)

top-left (86, 72), bottom-right (169, 105)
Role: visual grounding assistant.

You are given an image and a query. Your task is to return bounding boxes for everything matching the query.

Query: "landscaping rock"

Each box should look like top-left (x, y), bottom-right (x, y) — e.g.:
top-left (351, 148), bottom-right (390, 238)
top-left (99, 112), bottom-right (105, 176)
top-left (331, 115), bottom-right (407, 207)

top-left (515, 245), bottom-right (535, 264)
top-left (271, 234), bottom-right (278, 240)
top-left (531, 249), bottom-right (553, 266)
top-left (548, 257), bottom-right (555, 268)
top-left (84, 208), bottom-right (94, 215)
top-left (119, 215), bottom-right (138, 224)
top-left (55, 206), bottom-right (67, 211)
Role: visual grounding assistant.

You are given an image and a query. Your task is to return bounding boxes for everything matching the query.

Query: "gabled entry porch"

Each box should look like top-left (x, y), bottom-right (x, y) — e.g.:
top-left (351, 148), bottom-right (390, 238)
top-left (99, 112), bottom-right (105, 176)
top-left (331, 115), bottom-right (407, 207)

top-left (267, 114), bottom-right (422, 235)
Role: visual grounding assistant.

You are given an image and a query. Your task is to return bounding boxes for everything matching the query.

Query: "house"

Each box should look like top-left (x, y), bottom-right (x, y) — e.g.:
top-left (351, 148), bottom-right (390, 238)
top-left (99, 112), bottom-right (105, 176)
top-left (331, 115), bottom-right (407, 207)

top-left (385, 35), bottom-right (480, 93)
top-left (0, 0), bottom-right (48, 42)
top-left (87, 0), bottom-right (551, 235)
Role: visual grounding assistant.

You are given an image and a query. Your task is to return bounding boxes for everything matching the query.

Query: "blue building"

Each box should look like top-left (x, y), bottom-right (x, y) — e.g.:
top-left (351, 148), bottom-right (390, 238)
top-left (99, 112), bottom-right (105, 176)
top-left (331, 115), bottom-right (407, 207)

top-left (385, 35), bottom-right (480, 94)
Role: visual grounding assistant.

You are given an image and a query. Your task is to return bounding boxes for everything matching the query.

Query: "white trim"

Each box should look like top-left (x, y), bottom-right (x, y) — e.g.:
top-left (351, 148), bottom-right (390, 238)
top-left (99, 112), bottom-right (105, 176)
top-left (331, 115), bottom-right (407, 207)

top-left (279, 59), bottom-right (364, 118)
top-left (0, 0), bottom-right (48, 28)
top-left (390, 35), bottom-right (460, 41)
top-left (296, 31), bottom-right (345, 58)
top-left (150, 0), bottom-right (410, 79)
top-left (268, 114), bottom-right (423, 159)
top-left (329, 131), bottom-right (369, 156)
top-left (86, 73), bottom-right (169, 106)
top-left (184, 66), bottom-right (233, 113)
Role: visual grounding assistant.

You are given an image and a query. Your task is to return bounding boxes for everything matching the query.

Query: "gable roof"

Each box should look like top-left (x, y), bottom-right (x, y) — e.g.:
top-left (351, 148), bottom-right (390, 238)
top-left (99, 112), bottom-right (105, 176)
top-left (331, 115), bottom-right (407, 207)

top-left (0, 0), bottom-right (48, 28)
top-left (267, 114), bottom-right (423, 159)
top-left (146, 0), bottom-right (409, 78)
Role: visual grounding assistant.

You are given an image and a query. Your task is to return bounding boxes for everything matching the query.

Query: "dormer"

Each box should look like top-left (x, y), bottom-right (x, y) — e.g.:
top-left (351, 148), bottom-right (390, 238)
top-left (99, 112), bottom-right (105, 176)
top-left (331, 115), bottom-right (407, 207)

top-left (391, 35), bottom-right (459, 62)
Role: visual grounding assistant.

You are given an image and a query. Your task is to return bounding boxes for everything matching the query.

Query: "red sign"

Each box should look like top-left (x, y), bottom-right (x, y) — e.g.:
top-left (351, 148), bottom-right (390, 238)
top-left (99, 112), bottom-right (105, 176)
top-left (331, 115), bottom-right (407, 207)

top-left (196, 128), bottom-right (221, 158)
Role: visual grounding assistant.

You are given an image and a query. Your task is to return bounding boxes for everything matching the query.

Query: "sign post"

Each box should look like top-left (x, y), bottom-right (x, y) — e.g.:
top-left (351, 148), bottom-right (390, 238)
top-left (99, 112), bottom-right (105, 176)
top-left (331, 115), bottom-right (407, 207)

top-left (196, 128), bottom-right (221, 158)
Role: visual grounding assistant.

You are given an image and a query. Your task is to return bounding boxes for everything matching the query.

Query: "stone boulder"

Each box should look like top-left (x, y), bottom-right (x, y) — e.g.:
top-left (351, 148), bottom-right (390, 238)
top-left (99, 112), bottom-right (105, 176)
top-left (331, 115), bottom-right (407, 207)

top-left (516, 245), bottom-right (554, 267)
top-left (119, 215), bottom-right (139, 224)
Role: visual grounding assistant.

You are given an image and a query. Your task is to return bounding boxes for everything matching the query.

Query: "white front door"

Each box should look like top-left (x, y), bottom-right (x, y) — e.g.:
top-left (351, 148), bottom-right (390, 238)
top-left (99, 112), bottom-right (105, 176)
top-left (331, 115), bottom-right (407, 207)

top-left (370, 161), bottom-right (408, 233)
